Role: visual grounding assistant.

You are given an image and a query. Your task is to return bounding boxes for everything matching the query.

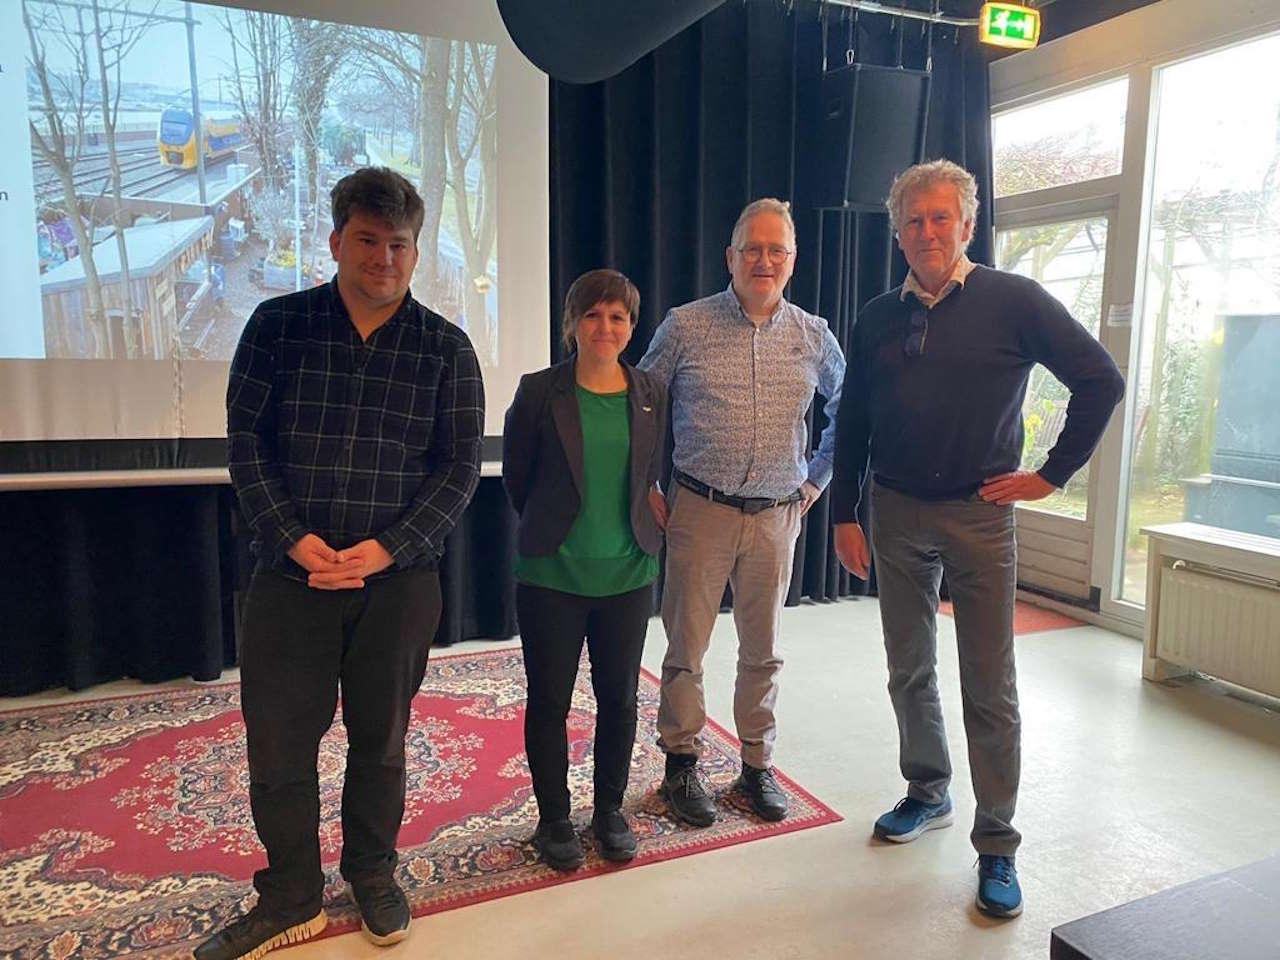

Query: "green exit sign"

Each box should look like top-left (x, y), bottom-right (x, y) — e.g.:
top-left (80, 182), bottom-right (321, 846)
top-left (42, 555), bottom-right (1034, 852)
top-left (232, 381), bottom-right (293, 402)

top-left (980, 2), bottom-right (1042, 50)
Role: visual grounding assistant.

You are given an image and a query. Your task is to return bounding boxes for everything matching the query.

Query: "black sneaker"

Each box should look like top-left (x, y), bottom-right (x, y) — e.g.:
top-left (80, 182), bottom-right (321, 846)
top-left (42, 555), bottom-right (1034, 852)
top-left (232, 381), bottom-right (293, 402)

top-left (659, 762), bottom-right (716, 827)
top-left (533, 818), bottom-right (585, 871)
top-left (193, 903), bottom-right (327, 960)
top-left (591, 808), bottom-right (638, 862)
top-left (348, 876), bottom-right (411, 946)
top-left (735, 763), bottom-right (788, 821)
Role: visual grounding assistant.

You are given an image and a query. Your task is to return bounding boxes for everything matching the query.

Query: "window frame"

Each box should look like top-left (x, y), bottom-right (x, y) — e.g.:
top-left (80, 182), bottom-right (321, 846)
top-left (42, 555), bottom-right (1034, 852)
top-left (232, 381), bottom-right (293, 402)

top-left (991, 76), bottom-right (1130, 205)
top-left (989, 0), bottom-right (1280, 633)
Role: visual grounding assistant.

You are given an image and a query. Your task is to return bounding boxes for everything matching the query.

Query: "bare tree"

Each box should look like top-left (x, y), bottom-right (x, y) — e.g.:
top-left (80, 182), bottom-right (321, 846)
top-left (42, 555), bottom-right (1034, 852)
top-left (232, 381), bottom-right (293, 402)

top-left (419, 37), bottom-right (450, 297)
top-left (24, 0), bottom-right (107, 357)
top-left (289, 17), bottom-right (345, 274)
top-left (351, 30), bottom-right (451, 299)
top-left (347, 43), bottom-right (417, 150)
top-left (221, 7), bottom-right (288, 187)
top-left (90, 0), bottom-right (159, 357)
top-left (993, 135), bottom-right (1118, 199)
top-left (446, 41), bottom-right (497, 364)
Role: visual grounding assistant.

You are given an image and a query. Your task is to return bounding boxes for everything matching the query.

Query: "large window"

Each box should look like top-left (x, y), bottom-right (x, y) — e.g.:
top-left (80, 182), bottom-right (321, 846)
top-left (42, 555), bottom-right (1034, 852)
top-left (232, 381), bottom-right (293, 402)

top-left (990, 0), bottom-right (1280, 626)
top-left (992, 79), bottom-right (1128, 199)
top-left (1117, 33), bottom-right (1280, 602)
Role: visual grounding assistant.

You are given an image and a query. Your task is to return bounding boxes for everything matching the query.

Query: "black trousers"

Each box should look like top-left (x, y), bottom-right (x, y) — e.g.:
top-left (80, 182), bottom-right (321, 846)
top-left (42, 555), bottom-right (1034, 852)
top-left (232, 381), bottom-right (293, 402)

top-left (516, 582), bottom-right (652, 822)
top-left (239, 567), bottom-right (441, 915)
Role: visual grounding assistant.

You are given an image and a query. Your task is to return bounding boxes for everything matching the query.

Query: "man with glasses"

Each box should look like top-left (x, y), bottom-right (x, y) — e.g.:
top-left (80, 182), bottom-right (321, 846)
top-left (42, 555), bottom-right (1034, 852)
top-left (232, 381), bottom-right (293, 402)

top-left (830, 160), bottom-right (1124, 918)
top-left (639, 198), bottom-right (844, 826)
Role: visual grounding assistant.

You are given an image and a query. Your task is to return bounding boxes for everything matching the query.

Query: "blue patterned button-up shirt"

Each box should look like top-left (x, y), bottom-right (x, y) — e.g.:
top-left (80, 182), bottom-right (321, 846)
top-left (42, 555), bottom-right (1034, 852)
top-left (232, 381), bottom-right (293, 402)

top-left (638, 285), bottom-right (845, 499)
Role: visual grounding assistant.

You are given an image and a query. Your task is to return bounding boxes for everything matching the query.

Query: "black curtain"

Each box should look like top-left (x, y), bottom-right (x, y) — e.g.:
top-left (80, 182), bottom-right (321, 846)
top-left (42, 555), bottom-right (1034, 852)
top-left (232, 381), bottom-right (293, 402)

top-left (0, 481), bottom-right (518, 697)
top-left (2, 487), bottom-right (234, 696)
top-left (550, 0), bottom-right (995, 606)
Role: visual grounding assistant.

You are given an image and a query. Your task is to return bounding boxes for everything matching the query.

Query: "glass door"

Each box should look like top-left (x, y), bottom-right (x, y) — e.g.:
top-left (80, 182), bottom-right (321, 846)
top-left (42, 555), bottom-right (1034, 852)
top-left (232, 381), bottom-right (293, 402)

top-left (1115, 33), bottom-right (1280, 607)
top-left (991, 79), bottom-right (1127, 601)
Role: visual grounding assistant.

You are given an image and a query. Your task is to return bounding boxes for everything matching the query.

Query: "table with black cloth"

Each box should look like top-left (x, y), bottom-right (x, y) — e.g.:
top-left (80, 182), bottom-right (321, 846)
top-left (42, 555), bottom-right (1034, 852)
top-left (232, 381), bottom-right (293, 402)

top-left (1050, 855), bottom-right (1280, 960)
top-left (0, 475), bottom-right (519, 697)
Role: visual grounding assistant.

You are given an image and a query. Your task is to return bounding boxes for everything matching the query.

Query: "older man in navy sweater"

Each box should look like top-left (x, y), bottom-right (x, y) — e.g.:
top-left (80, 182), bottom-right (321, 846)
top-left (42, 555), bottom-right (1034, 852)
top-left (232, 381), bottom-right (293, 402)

top-left (831, 159), bottom-right (1123, 919)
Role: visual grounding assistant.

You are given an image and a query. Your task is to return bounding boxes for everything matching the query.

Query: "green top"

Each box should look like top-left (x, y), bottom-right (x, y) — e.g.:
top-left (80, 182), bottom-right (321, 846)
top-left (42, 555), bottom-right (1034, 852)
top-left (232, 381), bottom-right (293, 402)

top-left (514, 384), bottom-right (659, 597)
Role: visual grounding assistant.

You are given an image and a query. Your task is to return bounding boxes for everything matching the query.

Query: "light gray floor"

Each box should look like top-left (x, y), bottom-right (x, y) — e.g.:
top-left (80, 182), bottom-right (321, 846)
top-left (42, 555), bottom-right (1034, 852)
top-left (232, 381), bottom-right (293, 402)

top-left (8, 597), bottom-right (1280, 959)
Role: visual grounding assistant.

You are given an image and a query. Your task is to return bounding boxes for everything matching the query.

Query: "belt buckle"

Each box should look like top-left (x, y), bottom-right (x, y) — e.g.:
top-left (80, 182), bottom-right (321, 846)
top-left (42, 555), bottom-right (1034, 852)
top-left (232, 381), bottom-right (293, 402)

top-left (742, 498), bottom-right (768, 515)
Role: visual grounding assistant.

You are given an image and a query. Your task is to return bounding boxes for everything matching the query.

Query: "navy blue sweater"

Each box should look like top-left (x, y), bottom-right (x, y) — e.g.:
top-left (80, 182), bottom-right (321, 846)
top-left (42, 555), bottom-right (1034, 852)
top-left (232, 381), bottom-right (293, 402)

top-left (831, 265), bottom-right (1124, 522)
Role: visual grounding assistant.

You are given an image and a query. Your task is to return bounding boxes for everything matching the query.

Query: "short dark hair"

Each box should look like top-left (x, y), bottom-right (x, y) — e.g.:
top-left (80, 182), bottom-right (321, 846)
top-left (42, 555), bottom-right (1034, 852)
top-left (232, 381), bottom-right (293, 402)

top-left (562, 269), bottom-right (641, 350)
top-left (330, 166), bottom-right (425, 241)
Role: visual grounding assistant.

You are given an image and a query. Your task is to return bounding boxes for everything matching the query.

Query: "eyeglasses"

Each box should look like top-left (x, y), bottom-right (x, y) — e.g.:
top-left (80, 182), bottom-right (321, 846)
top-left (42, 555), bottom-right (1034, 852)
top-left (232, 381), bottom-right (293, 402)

top-left (904, 307), bottom-right (928, 358)
top-left (736, 244), bottom-right (795, 264)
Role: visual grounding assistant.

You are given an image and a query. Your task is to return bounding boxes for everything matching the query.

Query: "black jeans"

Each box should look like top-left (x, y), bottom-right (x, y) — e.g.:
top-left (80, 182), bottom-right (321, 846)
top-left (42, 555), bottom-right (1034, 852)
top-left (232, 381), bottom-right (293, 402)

top-left (516, 582), bottom-right (652, 821)
top-left (239, 567), bottom-right (441, 915)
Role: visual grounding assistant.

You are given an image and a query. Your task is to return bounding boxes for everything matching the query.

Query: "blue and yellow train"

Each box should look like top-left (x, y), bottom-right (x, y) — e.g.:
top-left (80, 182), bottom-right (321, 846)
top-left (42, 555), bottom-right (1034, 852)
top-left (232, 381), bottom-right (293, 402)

top-left (157, 108), bottom-right (245, 169)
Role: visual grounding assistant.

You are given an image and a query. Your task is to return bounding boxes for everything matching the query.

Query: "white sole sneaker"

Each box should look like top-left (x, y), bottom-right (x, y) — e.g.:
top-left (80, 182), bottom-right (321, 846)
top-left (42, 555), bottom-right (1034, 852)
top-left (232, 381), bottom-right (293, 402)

top-left (228, 910), bottom-right (327, 960)
top-left (361, 921), bottom-right (410, 947)
top-left (876, 808), bottom-right (955, 843)
top-left (975, 892), bottom-right (1024, 918)
top-left (346, 883), bottom-right (411, 946)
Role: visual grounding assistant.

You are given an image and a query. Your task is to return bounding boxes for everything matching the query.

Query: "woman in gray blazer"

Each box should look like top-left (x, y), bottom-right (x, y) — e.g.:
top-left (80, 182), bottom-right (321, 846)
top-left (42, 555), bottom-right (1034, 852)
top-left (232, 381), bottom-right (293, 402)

top-left (502, 269), bottom-right (666, 871)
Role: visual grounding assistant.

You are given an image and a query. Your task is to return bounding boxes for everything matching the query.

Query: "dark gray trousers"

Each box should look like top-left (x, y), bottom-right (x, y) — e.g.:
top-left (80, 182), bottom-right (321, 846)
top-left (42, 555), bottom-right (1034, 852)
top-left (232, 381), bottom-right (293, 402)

top-left (870, 482), bottom-right (1021, 856)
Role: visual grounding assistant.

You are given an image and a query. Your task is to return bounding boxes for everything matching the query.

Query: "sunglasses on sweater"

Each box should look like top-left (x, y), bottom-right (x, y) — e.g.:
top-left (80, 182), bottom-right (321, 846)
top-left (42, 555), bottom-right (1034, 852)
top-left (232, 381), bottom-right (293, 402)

top-left (905, 306), bottom-right (928, 358)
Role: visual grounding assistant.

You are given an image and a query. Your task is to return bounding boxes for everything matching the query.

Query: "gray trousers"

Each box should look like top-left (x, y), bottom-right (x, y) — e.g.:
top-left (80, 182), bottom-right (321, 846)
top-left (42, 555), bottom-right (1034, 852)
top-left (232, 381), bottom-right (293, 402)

top-left (657, 482), bottom-right (803, 769)
top-left (870, 481), bottom-right (1021, 856)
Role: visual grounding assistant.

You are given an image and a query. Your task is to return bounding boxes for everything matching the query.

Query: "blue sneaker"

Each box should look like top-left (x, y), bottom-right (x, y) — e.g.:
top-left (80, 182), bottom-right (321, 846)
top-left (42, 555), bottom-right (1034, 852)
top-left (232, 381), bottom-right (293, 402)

top-left (976, 854), bottom-right (1023, 917)
top-left (873, 795), bottom-right (954, 842)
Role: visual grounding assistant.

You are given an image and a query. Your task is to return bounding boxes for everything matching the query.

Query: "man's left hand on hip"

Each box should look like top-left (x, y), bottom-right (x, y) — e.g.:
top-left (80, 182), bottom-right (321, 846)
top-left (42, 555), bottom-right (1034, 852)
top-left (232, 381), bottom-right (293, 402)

top-left (979, 470), bottom-right (1056, 505)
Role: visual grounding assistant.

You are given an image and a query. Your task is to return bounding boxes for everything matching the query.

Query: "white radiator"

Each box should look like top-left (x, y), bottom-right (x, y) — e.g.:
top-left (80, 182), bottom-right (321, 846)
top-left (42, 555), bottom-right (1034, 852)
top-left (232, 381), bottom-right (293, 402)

top-left (1143, 523), bottom-right (1280, 700)
top-left (1155, 565), bottom-right (1280, 698)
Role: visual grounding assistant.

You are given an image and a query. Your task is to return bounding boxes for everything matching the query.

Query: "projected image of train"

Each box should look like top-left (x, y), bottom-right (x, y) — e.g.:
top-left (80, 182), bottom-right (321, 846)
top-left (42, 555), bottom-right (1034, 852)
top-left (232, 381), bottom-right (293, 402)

top-left (157, 108), bottom-right (244, 169)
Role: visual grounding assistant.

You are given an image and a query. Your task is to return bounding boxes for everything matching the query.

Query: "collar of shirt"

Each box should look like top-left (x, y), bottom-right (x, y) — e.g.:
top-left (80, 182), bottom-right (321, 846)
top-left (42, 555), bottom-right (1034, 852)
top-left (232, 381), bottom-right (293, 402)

top-left (726, 282), bottom-right (786, 327)
top-left (327, 275), bottom-right (414, 338)
top-left (901, 254), bottom-right (975, 310)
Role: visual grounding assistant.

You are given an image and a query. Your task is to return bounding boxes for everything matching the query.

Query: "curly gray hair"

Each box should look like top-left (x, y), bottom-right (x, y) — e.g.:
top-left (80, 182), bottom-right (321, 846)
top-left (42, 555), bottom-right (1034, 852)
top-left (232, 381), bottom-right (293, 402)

top-left (886, 159), bottom-right (979, 238)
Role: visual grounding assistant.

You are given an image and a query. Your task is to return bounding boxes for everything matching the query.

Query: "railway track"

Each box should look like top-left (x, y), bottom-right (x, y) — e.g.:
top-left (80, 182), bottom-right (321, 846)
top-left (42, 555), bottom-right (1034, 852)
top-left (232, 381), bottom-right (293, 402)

top-left (33, 145), bottom-right (155, 201)
top-left (34, 148), bottom-right (235, 205)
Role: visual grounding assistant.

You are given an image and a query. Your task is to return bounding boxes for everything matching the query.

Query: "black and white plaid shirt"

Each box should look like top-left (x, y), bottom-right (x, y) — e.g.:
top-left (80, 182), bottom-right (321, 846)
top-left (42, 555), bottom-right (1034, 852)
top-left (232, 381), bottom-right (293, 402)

top-left (227, 278), bottom-right (484, 580)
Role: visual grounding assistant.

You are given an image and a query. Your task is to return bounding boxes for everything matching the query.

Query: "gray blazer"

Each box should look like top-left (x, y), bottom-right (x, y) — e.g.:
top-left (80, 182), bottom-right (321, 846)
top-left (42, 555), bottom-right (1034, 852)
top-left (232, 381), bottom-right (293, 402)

top-left (502, 357), bottom-right (666, 557)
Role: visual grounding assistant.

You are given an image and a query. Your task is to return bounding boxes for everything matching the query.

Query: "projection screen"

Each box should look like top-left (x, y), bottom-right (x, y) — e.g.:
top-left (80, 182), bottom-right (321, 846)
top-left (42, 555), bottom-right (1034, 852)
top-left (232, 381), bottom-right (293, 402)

top-left (0, 0), bottom-right (548, 474)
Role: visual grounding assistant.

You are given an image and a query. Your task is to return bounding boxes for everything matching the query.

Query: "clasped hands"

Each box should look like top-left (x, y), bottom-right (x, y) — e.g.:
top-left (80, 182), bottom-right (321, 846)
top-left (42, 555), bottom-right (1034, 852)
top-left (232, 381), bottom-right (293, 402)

top-left (287, 533), bottom-right (394, 590)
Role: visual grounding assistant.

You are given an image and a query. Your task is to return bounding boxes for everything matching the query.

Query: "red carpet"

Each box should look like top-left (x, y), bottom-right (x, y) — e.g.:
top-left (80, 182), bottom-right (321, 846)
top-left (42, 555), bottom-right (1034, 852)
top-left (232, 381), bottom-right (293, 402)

top-left (939, 598), bottom-right (1084, 634)
top-left (0, 647), bottom-right (840, 958)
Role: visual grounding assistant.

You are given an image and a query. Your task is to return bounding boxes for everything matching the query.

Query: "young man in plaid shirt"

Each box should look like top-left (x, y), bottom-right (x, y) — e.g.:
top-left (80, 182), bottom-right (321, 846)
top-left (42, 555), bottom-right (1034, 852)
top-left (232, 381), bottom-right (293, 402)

top-left (198, 168), bottom-right (484, 960)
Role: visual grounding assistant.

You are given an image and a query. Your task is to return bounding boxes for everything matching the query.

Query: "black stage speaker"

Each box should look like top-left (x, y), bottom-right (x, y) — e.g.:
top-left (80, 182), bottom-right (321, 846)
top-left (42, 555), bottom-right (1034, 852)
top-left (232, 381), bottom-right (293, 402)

top-left (815, 63), bottom-right (931, 211)
top-left (497, 0), bottom-right (726, 84)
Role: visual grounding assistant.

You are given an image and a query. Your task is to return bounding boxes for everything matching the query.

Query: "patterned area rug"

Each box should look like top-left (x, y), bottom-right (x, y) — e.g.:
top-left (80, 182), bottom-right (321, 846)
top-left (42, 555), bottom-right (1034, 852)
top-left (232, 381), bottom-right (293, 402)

top-left (0, 647), bottom-right (840, 959)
